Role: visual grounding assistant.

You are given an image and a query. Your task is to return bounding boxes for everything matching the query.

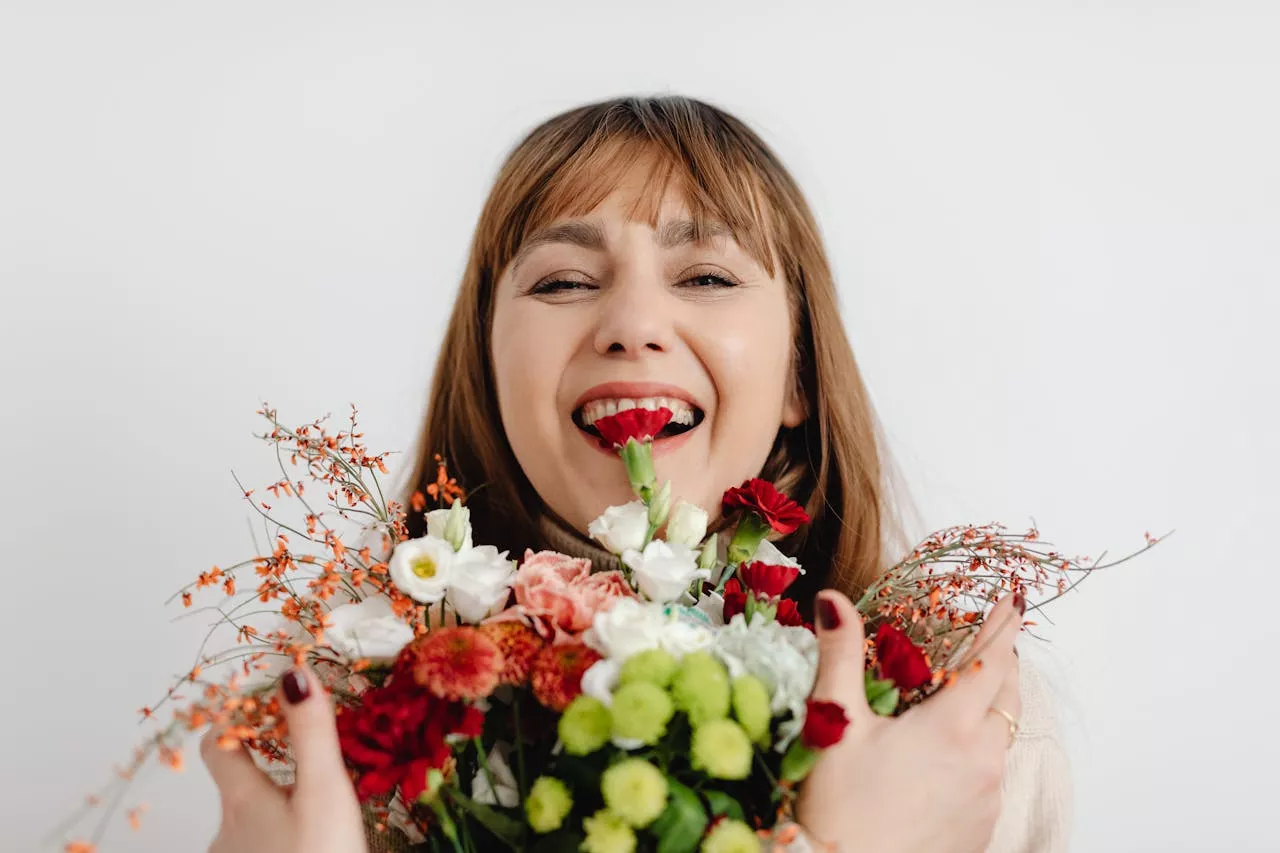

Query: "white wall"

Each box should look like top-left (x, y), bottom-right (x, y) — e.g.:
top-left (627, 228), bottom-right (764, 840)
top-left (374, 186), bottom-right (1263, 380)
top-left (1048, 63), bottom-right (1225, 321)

top-left (2, 2), bottom-right (1275, 850)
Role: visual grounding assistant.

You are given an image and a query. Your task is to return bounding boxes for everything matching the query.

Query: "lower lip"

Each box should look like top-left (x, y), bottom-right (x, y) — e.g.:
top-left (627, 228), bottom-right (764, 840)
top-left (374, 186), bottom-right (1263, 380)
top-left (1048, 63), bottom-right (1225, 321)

top-left (580, 423), bottom-right (700, 458)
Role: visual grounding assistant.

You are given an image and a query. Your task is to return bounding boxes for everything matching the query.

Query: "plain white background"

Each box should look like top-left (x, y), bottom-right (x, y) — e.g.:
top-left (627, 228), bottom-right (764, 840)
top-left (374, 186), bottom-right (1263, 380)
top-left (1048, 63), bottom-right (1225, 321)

top-left (2, 1), bottom-right (1276, 850)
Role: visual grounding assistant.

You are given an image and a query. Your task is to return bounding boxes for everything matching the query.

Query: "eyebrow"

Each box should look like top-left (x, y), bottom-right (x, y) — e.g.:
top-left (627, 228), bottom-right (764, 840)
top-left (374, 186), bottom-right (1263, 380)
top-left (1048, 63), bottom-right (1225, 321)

top-left (509, 217), bottom-right (735, 278)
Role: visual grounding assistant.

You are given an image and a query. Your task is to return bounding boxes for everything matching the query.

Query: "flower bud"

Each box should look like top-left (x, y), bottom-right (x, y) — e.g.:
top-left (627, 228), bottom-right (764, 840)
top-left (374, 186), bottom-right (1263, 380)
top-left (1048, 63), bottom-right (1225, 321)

top-left (647, 481), bottom-right (672, 529)
top-left (666, 500), bottom-right (708, 548)
top-left (620, 437), bottom-right (657, 497)
top-left (697, 532), bottom-right (719, 572)
top-left (443, 501), bottom-right (470, 552)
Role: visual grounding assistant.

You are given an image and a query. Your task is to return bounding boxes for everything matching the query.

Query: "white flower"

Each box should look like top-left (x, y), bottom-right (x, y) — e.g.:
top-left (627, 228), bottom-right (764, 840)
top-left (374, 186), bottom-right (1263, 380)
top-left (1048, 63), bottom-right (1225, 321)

top-left (426, 505), bottom-right (473, 551)
top-left (752, 538), bottom-right (802, 570)
top-left (711, 614), bottom-right (819, 749)
top-left (324, 596), bottom-right (414, 663)
top-left (389, 535), bottom-right (458, 604)
top-left (665, 500), bottom-right (708, 548)
top-left (587, 501), bottom-right (650, 554)
top-left (471, 745), bottom-right (519, 808)
top-left (694, 590), bottom-right (726, 627)
top-left (585, 598), bottom-right (714, 661)
top-left (622, 539), bottom-right (709, 603)
top-left (445, 545), bottom-right (516, 623)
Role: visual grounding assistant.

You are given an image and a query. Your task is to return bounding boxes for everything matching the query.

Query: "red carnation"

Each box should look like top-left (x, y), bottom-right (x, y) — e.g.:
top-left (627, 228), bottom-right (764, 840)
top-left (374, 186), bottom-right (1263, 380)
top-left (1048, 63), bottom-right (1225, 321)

top-left (721, 478), bottom-right (810, 535)
top-left (739, 561), bottom-right (802, 600)
top-left (594, 407), bottom-right (673, 448)
top-left (802, 699), bottom-right (849, 749)
top-left (721, 578), bottom-right (747, 622)
top-left (874, 624), bottom-right (933, 691)
top-left (775, 597), bottom-right (809, 629)
top-left (479, 621), bottom-right (544, 686)
top-left (408, 627), bottom-right (504, 701)
top-left (530, 641), bottom-right (601, 711)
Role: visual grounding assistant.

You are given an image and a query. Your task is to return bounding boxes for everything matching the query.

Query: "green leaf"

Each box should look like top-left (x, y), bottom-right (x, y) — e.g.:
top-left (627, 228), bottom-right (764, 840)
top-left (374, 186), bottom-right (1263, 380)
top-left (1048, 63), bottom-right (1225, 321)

top-left (702, 789), bottom-right (746, 822)
top-left (650, 778), bottom-right (708, 853)
top-left (445, 790), bottom-right (523, 849)
top-left (864, 671), bottom-right (900, 717)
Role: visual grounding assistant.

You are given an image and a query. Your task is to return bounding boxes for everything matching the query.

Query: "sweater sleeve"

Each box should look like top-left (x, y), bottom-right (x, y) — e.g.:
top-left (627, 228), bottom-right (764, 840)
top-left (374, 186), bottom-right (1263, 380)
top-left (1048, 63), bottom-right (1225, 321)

top-left (983, 653), bottom-right (1075, 853)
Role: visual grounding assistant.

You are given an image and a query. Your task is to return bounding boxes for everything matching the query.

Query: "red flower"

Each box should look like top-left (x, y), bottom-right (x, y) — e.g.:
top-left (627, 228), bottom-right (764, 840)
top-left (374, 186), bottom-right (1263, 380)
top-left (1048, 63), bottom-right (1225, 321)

top-left (874, 624), bottom-right (933, 691)
top-left (802, 699), bottom-right (849, 749)
top-left (336, 678), bottom-right (476, 802)
top-left (408, 627), bottom-right (504, 701)
top-left (721, 578), bottom-right (747, 622)
top-left (530, 641), bottom-right (601, 711)
top-left (721, 478), bottom-right (810, 535)
top-left (478, 621), bottom-right (544, 686)
top-left (594, 407), bottom-right (673, 448)
top-left (739, 561), bottom-right (802, 599)
top-left (775, 597), bottom-right (809, 629)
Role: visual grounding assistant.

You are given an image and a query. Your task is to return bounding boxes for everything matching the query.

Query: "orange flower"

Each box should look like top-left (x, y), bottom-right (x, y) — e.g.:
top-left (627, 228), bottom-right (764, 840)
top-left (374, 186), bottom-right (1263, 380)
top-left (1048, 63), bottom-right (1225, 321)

top-left (530, 642), bottom-right (601, 711)
top-left (407, 627), bottom-right (504, 701)
top-left (478, 622), bottom-right (543, 686)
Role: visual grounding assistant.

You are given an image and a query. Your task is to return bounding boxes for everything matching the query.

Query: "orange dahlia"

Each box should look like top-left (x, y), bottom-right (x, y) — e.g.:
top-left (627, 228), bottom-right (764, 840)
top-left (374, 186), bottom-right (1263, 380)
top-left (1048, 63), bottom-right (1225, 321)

top-left (479, 621), bottom-right (543, 686)
top-left (530, 641), bottom-right (601, 711)
top-left (409, 627), bottom-right (504, 701)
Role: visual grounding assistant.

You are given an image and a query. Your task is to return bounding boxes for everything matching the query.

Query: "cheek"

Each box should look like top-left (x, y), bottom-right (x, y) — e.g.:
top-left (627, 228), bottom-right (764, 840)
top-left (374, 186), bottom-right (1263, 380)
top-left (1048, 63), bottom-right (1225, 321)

top-left (490, 303), bottom-right (577, 470)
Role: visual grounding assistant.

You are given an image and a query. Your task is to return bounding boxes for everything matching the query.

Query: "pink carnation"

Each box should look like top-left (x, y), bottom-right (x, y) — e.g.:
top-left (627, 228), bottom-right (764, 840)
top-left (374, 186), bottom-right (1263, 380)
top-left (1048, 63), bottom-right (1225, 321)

top-left (511, 550), bottom-right (635, 640)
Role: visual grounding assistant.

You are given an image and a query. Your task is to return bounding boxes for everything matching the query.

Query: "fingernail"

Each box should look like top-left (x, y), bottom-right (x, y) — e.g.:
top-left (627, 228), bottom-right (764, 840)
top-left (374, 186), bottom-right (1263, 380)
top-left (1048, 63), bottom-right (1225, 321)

top-left (282, 668), bottom-right (310, 705)
top-left (1013, 592), bottom-right (1026, 615)
top-left (817, 595), bottom-right (841, 630)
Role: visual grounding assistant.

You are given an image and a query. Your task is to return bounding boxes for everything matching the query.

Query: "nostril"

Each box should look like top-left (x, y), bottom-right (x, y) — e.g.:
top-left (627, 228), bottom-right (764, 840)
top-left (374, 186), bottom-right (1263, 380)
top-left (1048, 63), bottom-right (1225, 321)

top-left (607, 342), bottom-right (625, 353)
top-left (645, 342), bottom-right (663, 352)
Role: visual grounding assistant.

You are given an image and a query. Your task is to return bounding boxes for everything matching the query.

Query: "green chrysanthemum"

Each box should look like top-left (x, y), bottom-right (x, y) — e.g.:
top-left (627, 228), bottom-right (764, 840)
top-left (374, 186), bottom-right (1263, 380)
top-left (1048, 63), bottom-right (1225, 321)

top-left (525, 776), bottom-right (573, 834)
top-left (671, 651), bottom-right (730, 725)
top-left (600, 758), bottom-right (669, 828)
top-left (559, 694), bottom-right (612, 755)
top-left (700, 818), bottom-right (759, 853)
top-left (581, 808), bottom-right (638, 853)
top-left (618, 647), bottom-right (678, 687)
top-left (691, 718), bottom-right (753, 780)
top-left (731, 674), bottom-right (772, 745)
top-left (610, 681), bottom-right (675, 745)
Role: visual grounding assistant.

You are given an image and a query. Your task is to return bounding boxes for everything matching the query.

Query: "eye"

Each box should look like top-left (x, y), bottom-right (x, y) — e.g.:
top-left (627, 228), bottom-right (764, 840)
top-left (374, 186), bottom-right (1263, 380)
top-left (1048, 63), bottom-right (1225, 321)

top-left (528, 278), bottom-right (598, 297)
top-left (679, 272), bottom-right (740, 289)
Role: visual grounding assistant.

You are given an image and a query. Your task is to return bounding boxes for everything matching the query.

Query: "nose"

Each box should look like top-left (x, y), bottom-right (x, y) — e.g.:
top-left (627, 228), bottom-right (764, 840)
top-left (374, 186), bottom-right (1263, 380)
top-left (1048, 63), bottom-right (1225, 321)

top-left (592, 269), bottom-right (675, 358)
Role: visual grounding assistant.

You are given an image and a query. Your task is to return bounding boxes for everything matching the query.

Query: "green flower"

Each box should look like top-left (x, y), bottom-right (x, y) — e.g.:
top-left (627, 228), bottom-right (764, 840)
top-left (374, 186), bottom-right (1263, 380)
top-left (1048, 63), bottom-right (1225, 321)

top-left (691, 719), bottom-right (753, 780)
top-left (730, 674), bottom-right (771, 744)
top-left (671, 651), bottom-right (730, 725)
top-left (618, 647), bottom-right (678, 687)
top-left (600, 758), bottom-right (669, 828)
top-left (700, 818), bottom-right (759, 853)
top-left (610, 681), bottom-right (675, 745)
top-left (581, 809), bottom-right (638, 853)
top-left (525, 776), bottom-right (574, 834)
top-left (559, 694), bottom-right (612, 755)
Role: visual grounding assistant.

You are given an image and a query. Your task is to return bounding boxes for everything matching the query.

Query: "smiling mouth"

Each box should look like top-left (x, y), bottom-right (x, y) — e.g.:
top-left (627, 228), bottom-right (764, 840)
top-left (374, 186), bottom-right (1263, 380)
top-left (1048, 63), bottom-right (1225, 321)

top-left (572, 396), bottom-right (706, 441)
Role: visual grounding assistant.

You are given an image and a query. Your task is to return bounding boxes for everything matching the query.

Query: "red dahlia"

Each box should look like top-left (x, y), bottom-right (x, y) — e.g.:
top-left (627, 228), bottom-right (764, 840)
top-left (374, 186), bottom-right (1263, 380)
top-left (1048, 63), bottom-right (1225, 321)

top-left (408, 627), bottom-right (504, 701)
top-left (721, 478), bottom-right (810, 535)
top-left (739, 560), bottom-right (802, 599)
top-left (874, 624), bottom-right (933, 691)
top-left (593, 407), bottom-right (673, 448)
top-left (530, 641), bottom-right (601, 711)
top-left (802, 698), bottom-right (850, 749)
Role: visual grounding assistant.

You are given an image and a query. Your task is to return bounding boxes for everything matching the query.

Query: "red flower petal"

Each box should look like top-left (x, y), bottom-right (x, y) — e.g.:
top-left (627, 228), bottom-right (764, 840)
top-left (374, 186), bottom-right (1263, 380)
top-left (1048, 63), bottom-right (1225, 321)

top-left (722, 578), bottom-right (747, 622)
top-left (802, 699), bottom-right (849, 749)
top-left (775, 597), bottom-right (809, 629)
top-left (721, 478), bottom-right (810, 535)
top-left (739, 561), bottom-right (802, 599)
top-left (594, 407), bottom-right (673, 448)
top-left (874, 624), bottom-right (933, 691)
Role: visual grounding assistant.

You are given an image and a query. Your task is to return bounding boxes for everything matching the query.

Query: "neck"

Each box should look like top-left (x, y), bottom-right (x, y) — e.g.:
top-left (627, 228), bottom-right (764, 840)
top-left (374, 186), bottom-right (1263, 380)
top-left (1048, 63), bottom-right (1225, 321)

top-left (534, 512), bottom-right (624, 573)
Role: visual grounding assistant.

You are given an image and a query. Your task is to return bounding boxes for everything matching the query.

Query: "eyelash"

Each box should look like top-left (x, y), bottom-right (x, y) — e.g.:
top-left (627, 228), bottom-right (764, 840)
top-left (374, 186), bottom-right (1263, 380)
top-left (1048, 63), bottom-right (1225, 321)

top-left (529, 272), bottom-right (739, 296)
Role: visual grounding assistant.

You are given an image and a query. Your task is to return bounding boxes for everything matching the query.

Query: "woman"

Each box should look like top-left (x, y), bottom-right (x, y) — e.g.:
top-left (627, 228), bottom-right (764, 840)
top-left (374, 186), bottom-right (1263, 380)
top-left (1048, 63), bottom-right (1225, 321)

top-left (200, 95), bottom-right (1072, 852)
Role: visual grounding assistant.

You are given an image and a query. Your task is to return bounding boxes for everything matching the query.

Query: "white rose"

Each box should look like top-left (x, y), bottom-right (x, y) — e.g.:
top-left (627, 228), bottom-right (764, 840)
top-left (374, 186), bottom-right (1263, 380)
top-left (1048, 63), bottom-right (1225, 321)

top-left (585, 598), bottom-right (714, 660)
top-left (324, 596), bottom-right (414, 663)
top-left (665, 500), bottom-right (709, 548)
top-left (712, 614), bottom-right (819, 749)
top-left (587, 501), bottom-right (650, 554)
top-left (445, 545), bottom-right (516, 623)
top-left (471, 745), bottom-right (519, 807)
top-left (752, 538), bottom-right (802, 570)
top-left (389, 535), bottom-right (458, 604)
top-left (622, 539), bottom-right (709, 603)
top-left (426, 505), bottom-right (473, 551)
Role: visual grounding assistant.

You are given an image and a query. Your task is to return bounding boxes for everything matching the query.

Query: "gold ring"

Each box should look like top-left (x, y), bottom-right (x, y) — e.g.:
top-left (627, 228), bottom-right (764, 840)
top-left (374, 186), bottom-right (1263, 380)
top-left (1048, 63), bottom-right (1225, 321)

top-left (988, 705), bottom-right (1019, 746)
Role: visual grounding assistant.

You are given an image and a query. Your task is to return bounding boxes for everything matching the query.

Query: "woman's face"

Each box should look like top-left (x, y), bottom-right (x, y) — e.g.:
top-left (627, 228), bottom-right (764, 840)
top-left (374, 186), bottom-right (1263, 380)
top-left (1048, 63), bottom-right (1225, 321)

top-left (491, 161), bottom-right (804, 534)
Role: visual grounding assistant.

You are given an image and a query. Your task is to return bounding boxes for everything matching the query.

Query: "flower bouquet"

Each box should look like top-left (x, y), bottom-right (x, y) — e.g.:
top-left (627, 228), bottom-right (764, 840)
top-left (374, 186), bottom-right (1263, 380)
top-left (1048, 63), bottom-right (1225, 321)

top-left (54, 404), bottom-right (1161, 852)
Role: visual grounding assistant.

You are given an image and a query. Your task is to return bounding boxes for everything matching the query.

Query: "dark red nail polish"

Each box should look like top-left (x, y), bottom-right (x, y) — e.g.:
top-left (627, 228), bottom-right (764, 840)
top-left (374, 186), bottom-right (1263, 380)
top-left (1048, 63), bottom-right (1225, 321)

top-left (282, 668), bottom-right (310, 704)
top-left (817, 596), bottom-right (841, 630)
top-left (1013, 592), bottom-right (1026, 615)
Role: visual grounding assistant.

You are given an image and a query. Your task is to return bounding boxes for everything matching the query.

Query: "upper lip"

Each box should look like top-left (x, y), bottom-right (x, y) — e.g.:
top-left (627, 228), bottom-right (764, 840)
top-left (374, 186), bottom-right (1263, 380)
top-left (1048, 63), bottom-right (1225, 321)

top-left (571, 382), bottom-right (705, 413)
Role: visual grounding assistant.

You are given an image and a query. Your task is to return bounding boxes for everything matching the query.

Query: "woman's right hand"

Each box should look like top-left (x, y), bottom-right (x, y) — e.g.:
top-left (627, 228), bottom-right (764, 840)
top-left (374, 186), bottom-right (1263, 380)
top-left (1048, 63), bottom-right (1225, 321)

top-left (795, 590), bottom-right (1025, 853)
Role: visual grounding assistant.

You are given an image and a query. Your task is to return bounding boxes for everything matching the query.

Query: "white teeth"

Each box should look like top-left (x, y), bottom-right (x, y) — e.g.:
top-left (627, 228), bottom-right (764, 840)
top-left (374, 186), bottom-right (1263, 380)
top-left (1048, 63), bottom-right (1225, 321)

top-left (578, 396), bottom-right (698, 428)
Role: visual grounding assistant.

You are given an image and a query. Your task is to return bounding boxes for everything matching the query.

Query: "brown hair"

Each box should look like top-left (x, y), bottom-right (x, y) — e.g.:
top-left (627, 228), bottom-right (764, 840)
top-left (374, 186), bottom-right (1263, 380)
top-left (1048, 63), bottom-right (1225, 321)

top-left (402, 95), bottom-right (908, 604)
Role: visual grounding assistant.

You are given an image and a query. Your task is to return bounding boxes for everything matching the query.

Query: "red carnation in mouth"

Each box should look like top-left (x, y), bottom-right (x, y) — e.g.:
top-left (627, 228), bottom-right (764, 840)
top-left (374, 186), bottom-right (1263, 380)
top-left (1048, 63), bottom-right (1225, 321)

top-left (594, 407), bottom-right (674, 448)
top-left (722, 478), bottom-right (811, 535)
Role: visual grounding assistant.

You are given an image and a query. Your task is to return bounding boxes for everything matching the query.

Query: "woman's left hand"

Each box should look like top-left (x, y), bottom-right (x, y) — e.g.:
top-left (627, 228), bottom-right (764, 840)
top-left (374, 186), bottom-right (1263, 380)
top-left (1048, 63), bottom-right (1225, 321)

top-left (200, 663), bottom-right (368, 853)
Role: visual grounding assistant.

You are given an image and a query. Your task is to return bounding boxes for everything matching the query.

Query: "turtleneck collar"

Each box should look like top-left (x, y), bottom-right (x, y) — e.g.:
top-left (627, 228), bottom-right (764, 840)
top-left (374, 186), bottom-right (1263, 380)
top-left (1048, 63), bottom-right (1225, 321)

top-left (534, 512), bottom-right (625, 573)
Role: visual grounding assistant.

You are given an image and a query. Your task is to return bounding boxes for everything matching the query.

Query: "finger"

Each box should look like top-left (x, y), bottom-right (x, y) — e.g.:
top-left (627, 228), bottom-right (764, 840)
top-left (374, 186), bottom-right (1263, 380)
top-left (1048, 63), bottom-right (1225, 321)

top-left (200, 726), bottom-right (275, 809)
top-left (809, 590), bottom-right (874, 726)
top-left (979, 653), bottom-right (1024, 754)
top-left (277, 664), bottom-right (350, 801)
top-left (932, 593), bottom-right (1024, 717)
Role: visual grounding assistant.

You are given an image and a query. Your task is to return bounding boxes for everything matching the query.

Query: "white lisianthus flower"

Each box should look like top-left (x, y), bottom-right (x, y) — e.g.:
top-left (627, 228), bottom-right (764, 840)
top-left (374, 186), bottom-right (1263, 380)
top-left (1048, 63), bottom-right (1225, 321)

top-left (585, 598), bottom-right (715, 661)
top-left (426, 505), bottom-right (473, 551)
top-left (622, 539), bottom-right (710, 603)
top-left (445, 545), bottom-right (516, 623)
top-left (587, 501), bottom-right (650, 554)
top-left (751, 538), bottom-right (802, 570)
top-left (665, 500), bottom-right (709, 548)
top-left (324, 596), bottom-right (414, 663)
top-left (471, 745), bottom-right (520, 808)
top-left (389, 535), bottom-right (458, 604)
top-left (712, 614), bottom-right (819, 749)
